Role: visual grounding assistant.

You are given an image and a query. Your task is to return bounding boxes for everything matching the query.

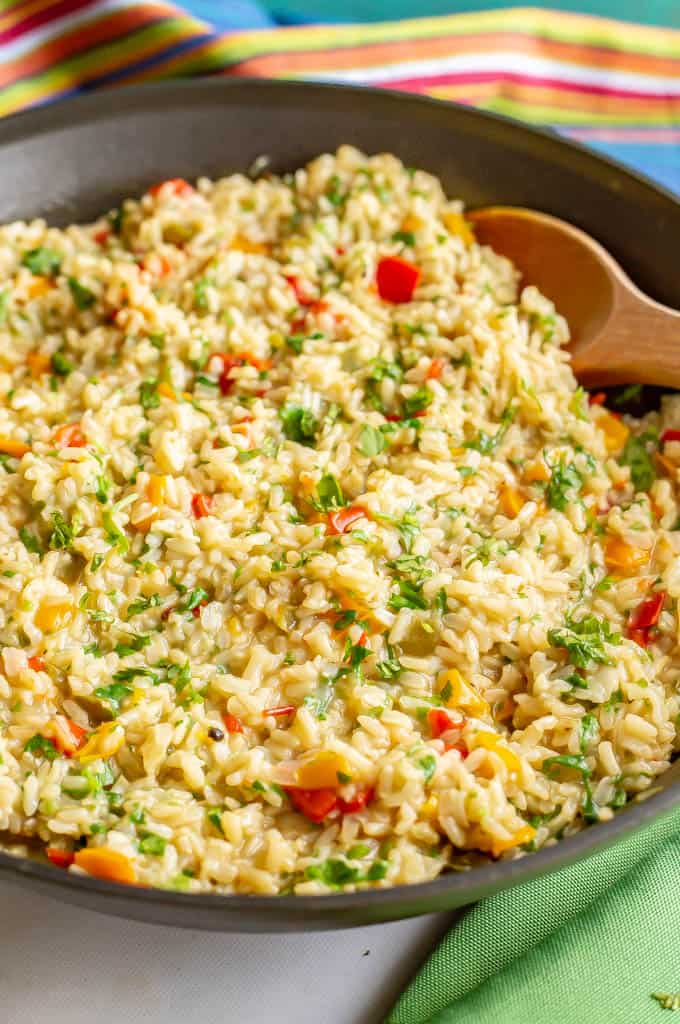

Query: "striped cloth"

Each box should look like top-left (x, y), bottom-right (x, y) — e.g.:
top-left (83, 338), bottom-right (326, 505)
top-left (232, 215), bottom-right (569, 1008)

top-left (1, 2), bottom-right (678, 193)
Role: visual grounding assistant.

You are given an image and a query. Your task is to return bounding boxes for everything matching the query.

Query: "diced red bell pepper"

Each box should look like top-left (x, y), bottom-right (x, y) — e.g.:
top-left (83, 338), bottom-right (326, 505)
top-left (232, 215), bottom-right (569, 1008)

top-left (286, 787), bottom-right (338, 823)
top-left (629, 591), bottom-right (666, 631)
top-left (93, 228), bottom-right (110, 246)
top-left (427, 708), bottom-right (458, 739)
top-left (192, 599), bottom-right (208, 619)
top-left (27, 656), bottom-right (46, 672)
top-left (376, 256), bottom-right (420, 303)
top-left (627, 627), bottom-right (650, 649)
top-left (191, 493), bottom-right (214, 519)
top-left (264, 705), bottom-right (297, 719)
top-left (47, 848), bottom-right (75, 869)
top-left (337, 786), bottom-right (374, 814)
top-left (212, 353), bottom-right (244, 396)
top-left (284, 275), bottom-right (316, 306)
top-left (588, 392), bottom-right (607, 406)
top-left (53, 718), bottom-right (88, 757)
top-left (53, 422), bottom-right (86, 448)
top-left (148, 178), bottom-right (194, 199)
top-left (627, 590), bottom-right (666, 647)
top-left (661, 429), bottom-right (680, 445)
top-left (223, 712), bottom-right (243, 734)
top-left (326, 505), bottom-right (367, 536)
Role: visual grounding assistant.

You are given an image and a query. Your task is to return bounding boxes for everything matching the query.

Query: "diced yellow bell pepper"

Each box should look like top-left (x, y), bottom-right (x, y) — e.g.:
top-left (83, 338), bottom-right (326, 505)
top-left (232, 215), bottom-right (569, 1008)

top-left (438, 669), bottom-right (489, 717)
top-left (604, 536), bottom-right (650, 575)
top-left (35, 599), bottom-right (74, 633)
top-left (147, 474), bottom-right (167, 507)
top-left (77, 722), bottom-right (124, 764)
top-left (157, 382), bottom-right (176, 401)
top-left (489, 824), bottom-right (536, 857)
top-left (420, 795), bottom-right (439, 820)
top-left (295, 751), bottom-right (350, 790)
top-left (598, 412), bottom-right (630, 454)
top-left (230, 234), bottom-right (270, 255)
top-left (0, 436), bottom-right (30, 458)
top-left (499, 485), bottom-right (524, 519)
top-left (442, 211), bottom-right (475, 246)
top-left (27, 277), bottom-right (51, 298)
top-left (473, 731), bottom-right (521, 776)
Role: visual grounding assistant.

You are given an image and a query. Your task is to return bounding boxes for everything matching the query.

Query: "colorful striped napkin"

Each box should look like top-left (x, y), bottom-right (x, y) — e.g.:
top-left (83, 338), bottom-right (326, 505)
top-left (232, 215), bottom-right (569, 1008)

top-left (1, 2), bottom-right (679, 191)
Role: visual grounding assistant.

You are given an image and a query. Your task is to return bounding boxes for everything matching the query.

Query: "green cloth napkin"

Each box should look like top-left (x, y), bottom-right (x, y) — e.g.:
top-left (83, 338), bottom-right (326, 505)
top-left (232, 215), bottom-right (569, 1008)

top-left (389, 808), bottom-right (680, 1023)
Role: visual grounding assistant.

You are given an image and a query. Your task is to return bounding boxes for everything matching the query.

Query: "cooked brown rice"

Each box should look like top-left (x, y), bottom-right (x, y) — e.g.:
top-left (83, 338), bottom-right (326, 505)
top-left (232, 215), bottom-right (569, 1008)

top-left (0, 146), bottom-right (677, 894)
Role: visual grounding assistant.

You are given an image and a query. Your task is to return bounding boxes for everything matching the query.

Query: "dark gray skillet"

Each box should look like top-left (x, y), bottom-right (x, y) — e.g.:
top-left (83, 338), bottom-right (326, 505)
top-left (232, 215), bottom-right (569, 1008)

top-left (0, 79), bottom-right (679, 931)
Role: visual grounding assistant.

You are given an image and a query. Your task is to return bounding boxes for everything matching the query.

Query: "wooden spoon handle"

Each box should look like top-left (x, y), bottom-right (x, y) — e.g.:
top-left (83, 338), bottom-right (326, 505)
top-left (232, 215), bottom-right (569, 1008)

top-left (570, 288), bottom-right (680, 389)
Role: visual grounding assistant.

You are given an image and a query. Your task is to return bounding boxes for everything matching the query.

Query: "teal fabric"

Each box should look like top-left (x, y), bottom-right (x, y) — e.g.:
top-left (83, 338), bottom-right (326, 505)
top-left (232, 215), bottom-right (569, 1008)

top-left (388, 808), bottom-right (680, 1023)
top-left (264, 1), bottom-right (680, 27)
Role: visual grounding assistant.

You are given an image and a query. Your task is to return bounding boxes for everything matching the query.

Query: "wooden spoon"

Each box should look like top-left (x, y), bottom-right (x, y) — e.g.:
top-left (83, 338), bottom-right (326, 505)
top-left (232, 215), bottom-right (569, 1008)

top-left (467, 206), bottom-right (680, 389)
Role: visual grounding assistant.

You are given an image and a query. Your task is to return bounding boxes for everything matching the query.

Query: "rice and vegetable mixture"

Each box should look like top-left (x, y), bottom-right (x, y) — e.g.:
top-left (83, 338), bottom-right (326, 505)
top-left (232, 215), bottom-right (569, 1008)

top-left (0, 145), bottom-right (678, 895)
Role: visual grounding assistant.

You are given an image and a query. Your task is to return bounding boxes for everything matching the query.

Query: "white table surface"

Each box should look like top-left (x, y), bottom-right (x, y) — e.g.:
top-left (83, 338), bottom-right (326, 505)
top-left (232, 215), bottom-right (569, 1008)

top-left (0, 879), bottom-right (454, 1024)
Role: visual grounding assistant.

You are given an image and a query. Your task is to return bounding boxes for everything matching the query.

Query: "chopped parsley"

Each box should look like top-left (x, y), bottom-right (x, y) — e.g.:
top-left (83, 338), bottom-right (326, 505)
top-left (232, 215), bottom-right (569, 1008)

top-left (279, 404), bottom-right (319, 446)
top-left (24, 734), bottom-right (58, 760)
top-left (94, 683), bottom-right (133, 715)
top-left (68, 277), bottom-right (95, 310)
top-left (546, 456), bottom-right (583, 512)
top-left (139, 379), bottom-right (160, 410)
top-left (51, 350), bottom-right (74, 376)
top-left (620, 429), bottom-right (658, 492)
top-left (138, 833), bottom-right (167, 856)
top-left (48, 510), bottom-right (80, 550)
top-left (310, 473), bottom-right (347, 511)
top-left (126, 593), bottom-right (162, 619)
top-left (403, 387), bottom-right (433, 417)
top-left (464, 405), bottom-right (515, 456)
top-left (19, 526), bottom-right (43, 556)
top-left (359, 423), bottom-right (387, 458)
top-left (21, 247), bottom-right (62, 277)
top-left (548, 613), bottom-right (620, 668)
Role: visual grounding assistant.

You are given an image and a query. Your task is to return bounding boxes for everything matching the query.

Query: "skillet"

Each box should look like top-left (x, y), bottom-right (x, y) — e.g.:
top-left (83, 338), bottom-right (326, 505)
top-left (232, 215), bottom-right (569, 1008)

top-left (0, 78), bottom-right (679, 931)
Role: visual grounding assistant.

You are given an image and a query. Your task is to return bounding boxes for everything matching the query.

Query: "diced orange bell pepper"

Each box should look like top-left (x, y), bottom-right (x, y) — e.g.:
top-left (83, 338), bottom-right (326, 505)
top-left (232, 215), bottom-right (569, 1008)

top-left (26, 352), bottom-right (51, 377)
top-left (489, 824), bottom-right (536, 857)
top-left (598, 411), bottom-right (630, 454)
top-left (499, 485), bottom-right (525, 518)
top-left (74, 848), bottom-right (137, 885)
top-left (524, 460), bottom-right (551, 483)
top-left (295, 751), bottom-right (350, 790)
top-left (426, 358), bottom-right (446, 380)
top-left (604, 536), bottom-right (650, 575)
top-left (327, 505), bottom-right (367, 536)
top-left (53, 422), bottom-right (86, 448)
top-left (0, 436), bottom-right (30, 458)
